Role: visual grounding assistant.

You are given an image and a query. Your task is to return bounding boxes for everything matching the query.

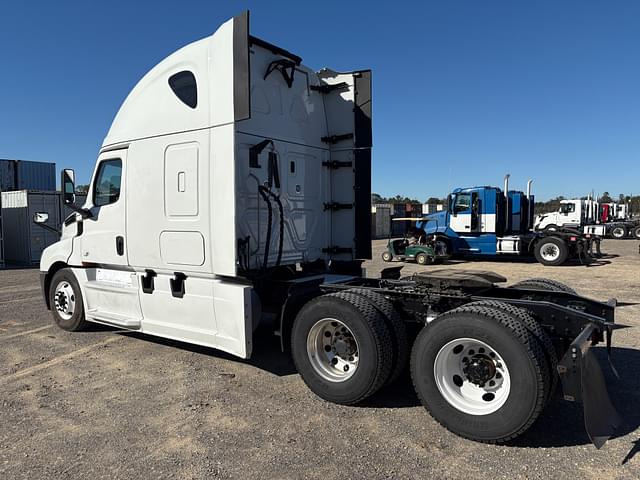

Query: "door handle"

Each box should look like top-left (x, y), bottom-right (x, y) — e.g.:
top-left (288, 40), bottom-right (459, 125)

top-left (116, 236), bottom-right (124, 256)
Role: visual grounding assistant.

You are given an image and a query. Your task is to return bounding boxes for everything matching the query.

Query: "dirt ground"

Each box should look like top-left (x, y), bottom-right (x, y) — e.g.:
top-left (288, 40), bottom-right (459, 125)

top-left (0, 239), bottom-right (639, 479)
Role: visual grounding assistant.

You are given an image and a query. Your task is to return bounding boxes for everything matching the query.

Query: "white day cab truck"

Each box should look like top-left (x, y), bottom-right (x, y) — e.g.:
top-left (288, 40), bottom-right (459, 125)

top-left (37, 12), bottom-right (623, 447)
top-left (536, 197), bottom-right (640, 239)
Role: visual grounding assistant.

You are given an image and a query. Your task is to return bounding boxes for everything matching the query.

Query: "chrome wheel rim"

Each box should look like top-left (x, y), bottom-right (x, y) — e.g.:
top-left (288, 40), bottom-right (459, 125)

top-left (307, 318), bottom-right (359, 382)
top-left (434, 338), bottom-right (511, 415)
top-left (54, 280), bottom-right (76, 320)
top-left (540, 243), bottom-right (560, 261)
top-left (612, 227), bottom-right (624, 238)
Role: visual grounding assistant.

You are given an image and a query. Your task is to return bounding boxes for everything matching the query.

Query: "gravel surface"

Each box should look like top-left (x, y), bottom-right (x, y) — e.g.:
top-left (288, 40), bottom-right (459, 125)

top-left (0, 239), bottom-right (639, 479)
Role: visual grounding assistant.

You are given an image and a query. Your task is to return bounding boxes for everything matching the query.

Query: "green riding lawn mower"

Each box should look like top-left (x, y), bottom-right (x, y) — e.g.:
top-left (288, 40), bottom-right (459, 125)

top-left (382, 217), bottom-right (450, 265)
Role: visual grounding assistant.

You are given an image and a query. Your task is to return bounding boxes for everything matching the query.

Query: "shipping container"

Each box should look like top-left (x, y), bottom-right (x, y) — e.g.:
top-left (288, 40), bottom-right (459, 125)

top-left (370, 206), bottom-right (391, 239)
top-left (1, 191), bottom-right (61, 265)
top-left (0, 160), bottom-right (15, 191)
top-left (0, 159), bottom-right (56, 191)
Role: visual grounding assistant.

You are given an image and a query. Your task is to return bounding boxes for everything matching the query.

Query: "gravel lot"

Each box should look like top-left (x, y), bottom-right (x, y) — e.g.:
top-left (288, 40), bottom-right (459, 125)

top-left (0, 239), bottom-right (639, 479)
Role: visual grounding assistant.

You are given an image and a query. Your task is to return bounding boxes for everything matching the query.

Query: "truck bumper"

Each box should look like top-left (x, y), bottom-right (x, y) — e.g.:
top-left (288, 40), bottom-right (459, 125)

top-left (557, 323), bottom-right (621, 448)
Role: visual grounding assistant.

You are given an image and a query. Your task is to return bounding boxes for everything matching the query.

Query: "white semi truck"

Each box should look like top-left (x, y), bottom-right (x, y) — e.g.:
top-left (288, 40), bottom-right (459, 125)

top-left (37, 12), bottom-right (622, 447)
top-left (536, 198), bottom-right (640, 239)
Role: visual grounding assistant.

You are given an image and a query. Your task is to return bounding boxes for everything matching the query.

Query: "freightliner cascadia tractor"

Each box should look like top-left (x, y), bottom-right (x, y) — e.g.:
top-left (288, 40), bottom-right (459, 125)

top-left (37, 12), bottom-right (622, 447)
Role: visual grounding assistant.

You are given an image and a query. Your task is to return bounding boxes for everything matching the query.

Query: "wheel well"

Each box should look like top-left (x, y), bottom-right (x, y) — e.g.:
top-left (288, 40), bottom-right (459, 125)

top-left (43, 262), bottom-right (68, 310)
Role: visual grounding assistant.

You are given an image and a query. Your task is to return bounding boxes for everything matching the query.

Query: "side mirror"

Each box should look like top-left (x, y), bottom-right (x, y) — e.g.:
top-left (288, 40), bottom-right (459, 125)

top-left (33, 212), bottom-right (49, 224)
top-left (62, 169), bottom-right (76, 205)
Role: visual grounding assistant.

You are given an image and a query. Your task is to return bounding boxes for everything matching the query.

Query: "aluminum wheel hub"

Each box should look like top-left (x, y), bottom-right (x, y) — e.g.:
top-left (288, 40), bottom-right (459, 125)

top-left (307, 318), bottom-right (359, 382)
top-left (434, 338), bottom-right (510, 415)
top-left (540, 244), bottom-right (560, 261)
top-left (54, 281), bottom-right (76, 321)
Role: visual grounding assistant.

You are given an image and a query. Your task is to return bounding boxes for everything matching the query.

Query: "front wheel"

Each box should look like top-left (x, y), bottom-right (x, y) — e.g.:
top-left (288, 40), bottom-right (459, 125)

top-left (611, 225), bottom-right (627, 239)
top-left (411, 306), bottom-right (548, 443)
top-left (381, 251), bottom-right (393, 262)
top-left (534, 237), bottom-right (568, 266)
top-left (49, 268), bottom-right (88, 331)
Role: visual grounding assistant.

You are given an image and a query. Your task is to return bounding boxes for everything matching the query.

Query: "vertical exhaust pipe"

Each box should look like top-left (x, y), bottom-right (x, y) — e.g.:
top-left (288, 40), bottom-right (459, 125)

top-left (504, 174), bottom-right (510, 231)
top-left (526, 179), bottom-right (533, 198)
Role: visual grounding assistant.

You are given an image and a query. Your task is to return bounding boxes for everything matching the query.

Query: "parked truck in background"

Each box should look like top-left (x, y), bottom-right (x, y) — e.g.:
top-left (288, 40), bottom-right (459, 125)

top-left (36, 12), bottom-right (621, 448)
top-left (535, 197), bottom-right (640, 239)
top-left (416, 176), bottom-right (600, 266)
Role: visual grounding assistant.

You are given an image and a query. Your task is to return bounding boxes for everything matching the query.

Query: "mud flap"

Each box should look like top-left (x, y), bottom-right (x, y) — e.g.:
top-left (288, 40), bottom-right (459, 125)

top-left (557, 324), bottom-right (622, 448)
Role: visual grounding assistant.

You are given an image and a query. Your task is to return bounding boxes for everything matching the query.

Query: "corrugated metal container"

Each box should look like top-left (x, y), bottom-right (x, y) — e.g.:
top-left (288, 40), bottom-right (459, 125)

top-left (0, 160), bottom-right (15, 191)
top-left (0, 159), bottom-right (56, 191)
top-left (1, 191), bottom-right (61, 264)
top-left (371, 206), bottom-right (391, 239)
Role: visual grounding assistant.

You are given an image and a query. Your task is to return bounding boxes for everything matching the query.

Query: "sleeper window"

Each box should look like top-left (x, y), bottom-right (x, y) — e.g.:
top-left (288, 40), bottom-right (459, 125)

top-left (169, 71), bottom-right (198, 108)
top-left (93, 159), bottom-right (122, 207)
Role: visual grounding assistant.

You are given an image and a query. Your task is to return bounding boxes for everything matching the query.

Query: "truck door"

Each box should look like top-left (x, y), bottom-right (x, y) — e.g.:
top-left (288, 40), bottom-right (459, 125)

top-left (75, 148), bottom-right (142, 328)
top-left (449, 192), bottom-right (473, 233)
top-left (81, 150), bottom-right (129, 265)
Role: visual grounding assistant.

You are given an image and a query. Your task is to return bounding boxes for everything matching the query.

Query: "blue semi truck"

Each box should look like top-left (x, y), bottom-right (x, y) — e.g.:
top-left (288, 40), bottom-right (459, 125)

top-left (413, 176), bottom-right (600, 266)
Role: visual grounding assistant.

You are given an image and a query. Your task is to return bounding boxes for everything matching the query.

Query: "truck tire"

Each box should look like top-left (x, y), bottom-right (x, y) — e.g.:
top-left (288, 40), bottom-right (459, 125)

top-left (511, 277), bottom-right (577, 295)
top-left (49, 268), bottom-right (89, 332)
top-left (534, 237), bottom-right (568, 266)
top-left (457, 301), bottom-right (558, 405)
top-left (611, 225), bottom-right (627, 239)
top-left (411, 305), bottom-right (548, 443)
top-left (291, 293), bottom-right (394, 405)
top-left (382, 251), bottom-right (393, 262)
top-left (633, 225), bottom-right (640, 240)
top-left (347, 289), bottom-right (409, 385)
top-left (543, 224), bottom-right (558, 232)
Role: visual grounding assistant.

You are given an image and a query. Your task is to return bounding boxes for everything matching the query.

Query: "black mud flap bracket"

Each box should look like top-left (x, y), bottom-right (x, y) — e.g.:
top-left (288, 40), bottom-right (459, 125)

top-left (141, 269), bottom-right (157, 294)
top-left (170, 272), bottom-right (187, 298)
top-left (557, 323), bottom-right (622, 449)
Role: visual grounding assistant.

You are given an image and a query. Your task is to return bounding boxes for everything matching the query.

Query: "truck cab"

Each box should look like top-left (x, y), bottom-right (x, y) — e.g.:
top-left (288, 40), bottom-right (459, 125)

top-left (419, 178), bottom-right (536, 257)
top-left (39, 11), bottom-right (372, 359)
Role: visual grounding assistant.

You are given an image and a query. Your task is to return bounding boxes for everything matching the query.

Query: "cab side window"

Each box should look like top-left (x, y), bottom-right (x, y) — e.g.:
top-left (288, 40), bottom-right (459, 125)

top-left (454, 193), bottom-right (471, 213)
top-left (93, 159), bottom-right (122, 207)
top-left (560, 203), bottom-right (575, 214)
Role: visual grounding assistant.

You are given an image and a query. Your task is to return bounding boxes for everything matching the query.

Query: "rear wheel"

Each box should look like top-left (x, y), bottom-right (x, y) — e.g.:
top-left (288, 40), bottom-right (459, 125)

top-left (633, 226), bottom-right (640, 240)
top-left (511, 277), bottom-right (577, 295)
top-left (347, 289), bottom-right (409, 385)
top-left (458, 301), bottom-right (558, 405)
top-left (411, 305), bottom-right (548, 443)
top-left (291, 293), bottom-right (393, 405)
top-left (534, 237), bottom-right (568, 266)
top-left (49, 268), bottom-right (88, 332)
top-left (382, 251), bottom-right (393, 262)
top-left (611, 225), bottom-right (627, 239)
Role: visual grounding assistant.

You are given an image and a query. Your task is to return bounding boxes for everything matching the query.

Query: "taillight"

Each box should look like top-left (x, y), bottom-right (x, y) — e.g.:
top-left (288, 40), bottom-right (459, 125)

top-left (570, 236), bottom-right (577, 241)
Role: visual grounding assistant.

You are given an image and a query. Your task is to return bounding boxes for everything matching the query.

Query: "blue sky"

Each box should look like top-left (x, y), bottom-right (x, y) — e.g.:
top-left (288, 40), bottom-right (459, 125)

top-left (1, 1), bottom-right (639, 201)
